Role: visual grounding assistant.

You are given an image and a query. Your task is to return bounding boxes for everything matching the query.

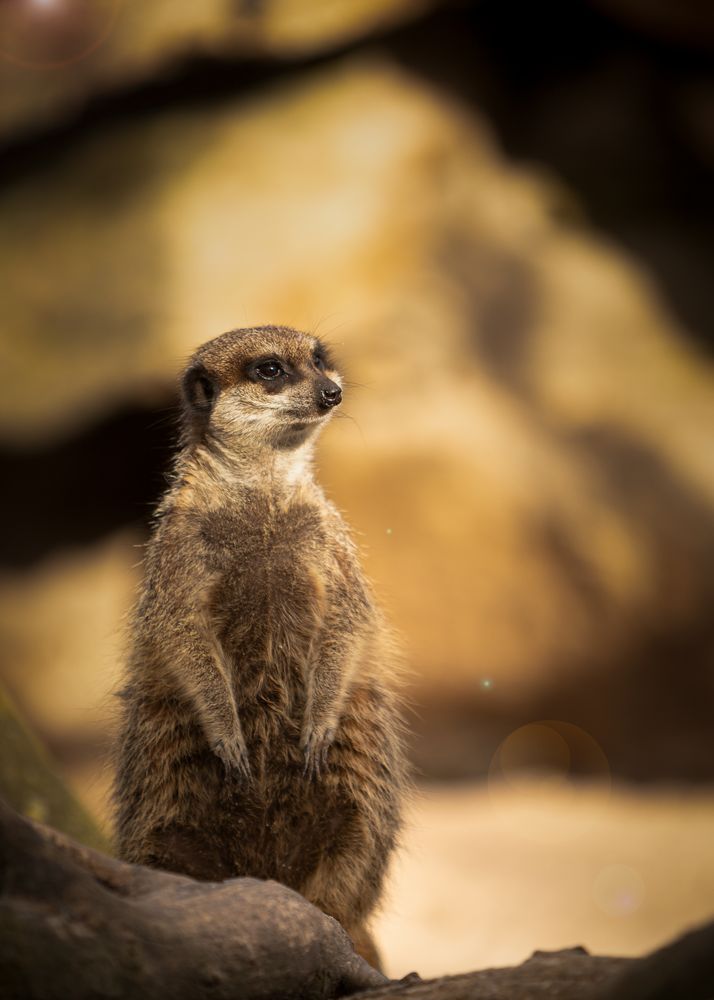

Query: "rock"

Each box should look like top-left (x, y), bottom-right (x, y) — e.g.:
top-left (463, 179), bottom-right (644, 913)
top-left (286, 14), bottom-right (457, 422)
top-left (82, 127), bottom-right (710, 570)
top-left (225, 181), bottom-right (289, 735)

top-left (0, 0), bottom-right (439, 140)
top-left (0, 798), bottom-right (387, 999)
top-left (0, 531), bottom-right (142, 823)
top-left (591, 919), bottom-right (714, 1000)
top-left (0, 532), bottom-right (137, 743)
top-left (354, 925), bottom-right (714, 999)
top-left (0, 57), bottom-right (713, 783)
top-left (3, 799), bottom-right (713, 999)
top-left (355, 950), bottom-right (625, 999)
top-left (590, 0), bottom-right (714, 49)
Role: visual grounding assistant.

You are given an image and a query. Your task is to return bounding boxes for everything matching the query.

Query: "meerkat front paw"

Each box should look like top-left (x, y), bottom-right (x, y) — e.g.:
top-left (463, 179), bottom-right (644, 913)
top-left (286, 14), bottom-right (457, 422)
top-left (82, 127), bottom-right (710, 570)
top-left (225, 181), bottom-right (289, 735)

top-left (212, 736), bottom-right (252, 780)
top-left (301, 726), bottom-right (336, 779)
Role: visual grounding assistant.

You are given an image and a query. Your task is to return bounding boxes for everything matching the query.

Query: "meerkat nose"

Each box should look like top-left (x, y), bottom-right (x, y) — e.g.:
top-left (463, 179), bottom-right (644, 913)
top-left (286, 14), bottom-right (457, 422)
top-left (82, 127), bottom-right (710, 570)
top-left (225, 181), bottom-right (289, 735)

top-left (319, 384), bottom-right (342, 409)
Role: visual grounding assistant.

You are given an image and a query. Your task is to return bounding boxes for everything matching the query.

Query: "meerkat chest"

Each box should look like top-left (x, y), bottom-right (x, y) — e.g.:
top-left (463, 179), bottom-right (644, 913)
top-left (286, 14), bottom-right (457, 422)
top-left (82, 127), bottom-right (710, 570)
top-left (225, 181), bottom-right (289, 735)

top-left (201, 496), bottom-right (335, 668)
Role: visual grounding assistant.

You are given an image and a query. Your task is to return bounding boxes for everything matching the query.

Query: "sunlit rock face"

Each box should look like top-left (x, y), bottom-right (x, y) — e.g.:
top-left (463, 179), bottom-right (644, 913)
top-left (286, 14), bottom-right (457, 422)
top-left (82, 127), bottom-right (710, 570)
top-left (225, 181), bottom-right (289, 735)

top-left (0, 58), bottom-right (712, 792)
top-left (0, 0), bottom-right (438, 138)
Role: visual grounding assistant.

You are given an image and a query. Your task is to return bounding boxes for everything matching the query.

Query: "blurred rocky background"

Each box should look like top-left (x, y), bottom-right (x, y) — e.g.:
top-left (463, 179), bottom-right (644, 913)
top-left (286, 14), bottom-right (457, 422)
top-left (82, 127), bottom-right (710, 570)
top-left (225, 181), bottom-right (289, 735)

top-left (1, 0), bottom-right (713, 980)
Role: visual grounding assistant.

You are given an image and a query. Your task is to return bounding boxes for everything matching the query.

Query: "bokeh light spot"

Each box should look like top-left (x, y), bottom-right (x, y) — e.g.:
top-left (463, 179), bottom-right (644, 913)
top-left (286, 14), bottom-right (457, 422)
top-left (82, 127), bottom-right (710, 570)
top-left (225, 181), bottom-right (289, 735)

top-left (593, 864), bottom-right (645, 917)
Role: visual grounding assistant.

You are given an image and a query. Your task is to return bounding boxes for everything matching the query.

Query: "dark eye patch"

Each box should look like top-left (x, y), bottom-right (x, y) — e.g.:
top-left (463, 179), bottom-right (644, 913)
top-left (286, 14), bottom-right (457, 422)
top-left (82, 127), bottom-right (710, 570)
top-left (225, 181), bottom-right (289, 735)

top-left (246, 355), bottom-right (292, 388)
top-left (254, 359), bottom-right (284, 380)
top-left (182, 364), bottom-right (217, 412)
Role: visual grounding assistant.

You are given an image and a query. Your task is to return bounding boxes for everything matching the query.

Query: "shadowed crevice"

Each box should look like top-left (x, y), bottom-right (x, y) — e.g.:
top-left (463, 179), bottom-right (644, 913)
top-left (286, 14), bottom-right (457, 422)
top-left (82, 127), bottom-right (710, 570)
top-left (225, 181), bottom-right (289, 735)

top-left (0, 398), bottom-right (177, 568)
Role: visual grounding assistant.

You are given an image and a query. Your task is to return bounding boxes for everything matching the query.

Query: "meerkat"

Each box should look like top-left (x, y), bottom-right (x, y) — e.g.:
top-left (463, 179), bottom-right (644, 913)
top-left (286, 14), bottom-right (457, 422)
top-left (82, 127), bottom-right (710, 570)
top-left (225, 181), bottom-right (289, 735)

top-left (113, 326), bottom-right (406, 965)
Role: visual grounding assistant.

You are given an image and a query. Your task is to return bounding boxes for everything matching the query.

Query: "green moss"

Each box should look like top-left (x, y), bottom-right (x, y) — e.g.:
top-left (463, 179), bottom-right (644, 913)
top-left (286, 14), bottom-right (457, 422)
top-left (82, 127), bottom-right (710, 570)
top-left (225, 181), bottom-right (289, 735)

top-left (0, 686), bottom-right (110, 853)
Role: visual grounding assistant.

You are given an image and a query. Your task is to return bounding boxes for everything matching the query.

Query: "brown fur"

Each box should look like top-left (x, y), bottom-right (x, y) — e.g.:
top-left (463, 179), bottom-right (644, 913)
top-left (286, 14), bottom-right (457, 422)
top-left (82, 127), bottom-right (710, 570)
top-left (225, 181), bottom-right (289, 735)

top-left (113, 326), bottom-right (407, 959)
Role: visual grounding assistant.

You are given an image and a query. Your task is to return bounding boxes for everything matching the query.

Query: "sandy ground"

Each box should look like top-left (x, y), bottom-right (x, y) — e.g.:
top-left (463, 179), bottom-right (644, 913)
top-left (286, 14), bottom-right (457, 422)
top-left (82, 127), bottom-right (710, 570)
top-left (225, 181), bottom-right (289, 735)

top-left (373, 781), bottom-right (714, 979)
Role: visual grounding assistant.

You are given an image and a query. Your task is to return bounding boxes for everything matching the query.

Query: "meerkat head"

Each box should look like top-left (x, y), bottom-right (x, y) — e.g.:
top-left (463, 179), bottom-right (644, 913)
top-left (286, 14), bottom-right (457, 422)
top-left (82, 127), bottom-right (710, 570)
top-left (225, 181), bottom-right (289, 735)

top-left (180, 326), bottom-right (342, 452)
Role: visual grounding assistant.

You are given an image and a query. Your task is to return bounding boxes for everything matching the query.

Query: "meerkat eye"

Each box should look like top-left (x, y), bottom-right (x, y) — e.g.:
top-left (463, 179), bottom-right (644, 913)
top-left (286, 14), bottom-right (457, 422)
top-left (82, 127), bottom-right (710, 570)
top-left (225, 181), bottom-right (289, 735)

top-left (313, 354), bottom-right (325, 372)
top-left (254, 360), bottom-right (284, 380)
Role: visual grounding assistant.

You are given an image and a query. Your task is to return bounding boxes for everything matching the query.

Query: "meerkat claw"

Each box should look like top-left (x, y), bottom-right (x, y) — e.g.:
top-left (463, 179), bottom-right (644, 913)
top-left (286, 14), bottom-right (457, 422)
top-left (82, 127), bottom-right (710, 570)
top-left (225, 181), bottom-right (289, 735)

top-left (213, 738), bottom-right (251, 779)
top-left (320, 728), bottom-right (335, 769)
top-left (302, 740), bottom-right (319, 779)
top-left (302, 728), bottom-right (335, 779)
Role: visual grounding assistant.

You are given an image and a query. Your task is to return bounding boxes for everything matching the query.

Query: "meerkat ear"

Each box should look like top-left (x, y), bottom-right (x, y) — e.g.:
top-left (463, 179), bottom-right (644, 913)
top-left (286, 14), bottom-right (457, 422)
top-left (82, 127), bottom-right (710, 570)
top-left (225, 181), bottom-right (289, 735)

top-left (182, 364), bottom-right (217, 413)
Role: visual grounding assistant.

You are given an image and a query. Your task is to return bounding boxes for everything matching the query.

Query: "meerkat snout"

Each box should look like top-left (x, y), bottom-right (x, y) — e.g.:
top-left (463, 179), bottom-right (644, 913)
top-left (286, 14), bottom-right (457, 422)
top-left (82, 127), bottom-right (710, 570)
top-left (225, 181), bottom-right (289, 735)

top-left (318, 383), bottom-right (342, 409)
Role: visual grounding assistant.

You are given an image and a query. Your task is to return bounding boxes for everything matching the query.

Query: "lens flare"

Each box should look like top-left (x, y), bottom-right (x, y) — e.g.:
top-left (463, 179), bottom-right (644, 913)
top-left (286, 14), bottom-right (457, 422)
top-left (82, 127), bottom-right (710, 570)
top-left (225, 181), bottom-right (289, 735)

top-left (0, 0), bottom-right (121, 70)
top-left (487, 721), bottom-right (612, 846)
top-left (489, 720), bottom-right (611, 790)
